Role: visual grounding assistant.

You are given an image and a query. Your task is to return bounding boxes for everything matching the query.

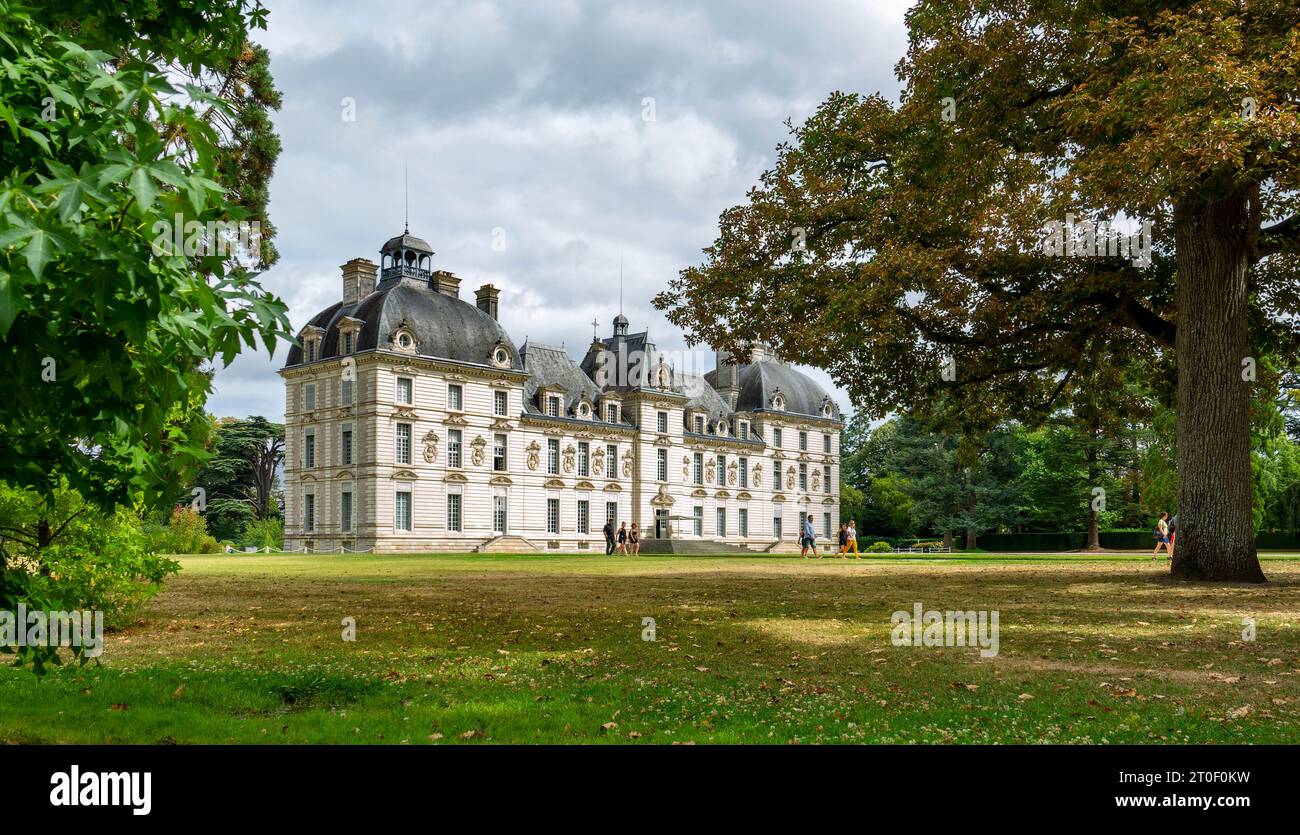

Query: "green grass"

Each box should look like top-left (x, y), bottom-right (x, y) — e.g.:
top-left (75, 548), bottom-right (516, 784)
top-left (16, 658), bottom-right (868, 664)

top-left (3, 552), bottom-right (1299, 744)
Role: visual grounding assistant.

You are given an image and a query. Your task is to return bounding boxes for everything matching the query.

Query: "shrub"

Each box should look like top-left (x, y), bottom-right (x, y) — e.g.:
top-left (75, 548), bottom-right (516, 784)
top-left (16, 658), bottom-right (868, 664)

top-left (242, 517), bottom-right (283, 550)
top-left (0, 485), bottom-right (180, 637)
top-left (867, 541), bottom-right (892, 553)
top-left (160, 506), bottom-right (221, 554)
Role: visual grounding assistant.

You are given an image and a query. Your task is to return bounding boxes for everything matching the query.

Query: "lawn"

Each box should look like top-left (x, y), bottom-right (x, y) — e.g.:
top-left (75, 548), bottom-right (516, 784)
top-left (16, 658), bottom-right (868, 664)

top-left (3, 552), bottom-right (1299, 744)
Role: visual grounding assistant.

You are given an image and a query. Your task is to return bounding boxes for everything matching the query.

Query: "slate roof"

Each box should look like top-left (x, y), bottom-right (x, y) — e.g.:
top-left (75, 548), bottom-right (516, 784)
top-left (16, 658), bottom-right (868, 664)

top-left (285, 280), bottom-right (521, 370)
top-left (521, 341), bottom-right (606, 417)
top-left (705, 357), bottom-right (839, 420)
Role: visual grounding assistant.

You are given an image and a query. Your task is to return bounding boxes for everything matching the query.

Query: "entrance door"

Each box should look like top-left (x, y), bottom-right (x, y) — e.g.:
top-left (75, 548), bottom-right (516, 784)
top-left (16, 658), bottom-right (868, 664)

top-left (654, 509), bottom-right (670, 539)
top-left (493, 496), bottom-right (507, 534)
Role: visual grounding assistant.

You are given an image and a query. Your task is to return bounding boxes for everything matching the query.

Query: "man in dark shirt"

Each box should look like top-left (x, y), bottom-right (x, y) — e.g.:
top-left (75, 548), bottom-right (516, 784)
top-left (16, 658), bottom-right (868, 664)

top-left (603, 519), bottom-right (616, 555)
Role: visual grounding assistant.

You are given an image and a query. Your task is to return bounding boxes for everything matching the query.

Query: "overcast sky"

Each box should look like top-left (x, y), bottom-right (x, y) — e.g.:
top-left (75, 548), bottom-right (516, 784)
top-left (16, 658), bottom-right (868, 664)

top-left (208, 0), bottom-right (914, 420)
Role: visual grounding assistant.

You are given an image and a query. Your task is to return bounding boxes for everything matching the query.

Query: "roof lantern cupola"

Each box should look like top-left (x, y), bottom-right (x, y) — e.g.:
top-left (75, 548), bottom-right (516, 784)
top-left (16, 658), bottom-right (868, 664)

top-left (380, 227), bottom-right (434, 283)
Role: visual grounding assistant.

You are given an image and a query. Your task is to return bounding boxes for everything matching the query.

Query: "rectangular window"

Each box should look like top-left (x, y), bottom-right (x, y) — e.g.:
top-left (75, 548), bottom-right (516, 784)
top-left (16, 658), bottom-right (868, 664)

top-left (341, 425), bottom-right (353, 465)
top-left (656, 411), bottom-right (668, 433)
top-left (773, 517), bottom-right (782, 540)
top-left (716, 454), bottom-right (726, 485)
top-left (799, 431), bottom-right (808, 452)
top-left (606, 403), bottom-right (618, 423)
top-left (824, 512), bottom-right (832, 539)
top-left (547, 395), bottom-right (560, 417)
top-left (693, 415), bottom-right (704, 434)
top-left (395, 489), bottom-right (411, 531)
top-left (656, 448), bottom-right (667, 482)
top-left (448, 383), bottom-right (463, 411)
top-left (547, 498), bottom-right (559, 534)
top-left (773, 427), bottom-right (783, 448)
top-left (716, 507), bottom-right (726, 537)
top-left (577, 500), bottom-right (589, 534)
top-left (395, 422), bottom-right (412, 465)
top-left (739, 457), bottom-right (748, 488)
top-left (547, 438), bottom-right (559, 474)
top-left (304, 384), bottom-right (316, 412)
top-left (606, 444), bottom-right (617, 479)
top-left (739, 420), bottom-right (748, 438)
top-left (799, 463), bottom-right (808, 492)
top-left (340, 491), bottom-right (353, 533)
top-left (397, 377), bottom-right (413, 405)
top-left (692, 506), bottom-right (703, 537)
top-left (823, 433), bottom-right (831, 454)
top-left (448, 429), bottom-right (463, 468)
top-left (494, 389), bottom-right (508, 416)
top-left (304, 430), bottom-right (315, 468)
top-left (738, 508), bottom-right (748, 537)
top-left (823, 465), bottom-right (831, 492)
top-left (445, 493), bottom-right (461, 532)
top-left (341, 378), bottom-right (354, 406)
top-left (693, 452), bottom-right (703, 485)
top-left (306, 340), bottom-right (317, 363)
top-left (578, 442), bottom-right (589, 477)
top-left (342, 331), bottom-right (354, 355)
top-left (606, 501), bottom-right (618, 524)
top-left (304, 494), bottom-right (315, 531)
top-left (493, 433), bottom-right (508, 471)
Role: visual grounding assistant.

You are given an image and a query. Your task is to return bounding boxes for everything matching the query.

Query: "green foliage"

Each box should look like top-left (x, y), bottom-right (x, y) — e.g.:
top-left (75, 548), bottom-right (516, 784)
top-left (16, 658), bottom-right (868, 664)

top-left (241, 516), bottom-right (282, 550)
top-left (191, 416), bottom-right (284, 540)
top-left (154, 506), bottom-right (221, 555)
top-left (0, 483), bottom-right (179, 672)
top-left (866, 541), bottom-right (892, 553)
top-left (0, 2), bottom-right (290, 512)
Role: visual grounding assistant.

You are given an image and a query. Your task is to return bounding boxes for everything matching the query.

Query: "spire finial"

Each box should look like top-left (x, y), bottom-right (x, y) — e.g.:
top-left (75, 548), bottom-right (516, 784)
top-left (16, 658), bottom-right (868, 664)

top-left (619, 255), bottom-right (624, 314)
top-left (404, 163), bottom-right (409, 234)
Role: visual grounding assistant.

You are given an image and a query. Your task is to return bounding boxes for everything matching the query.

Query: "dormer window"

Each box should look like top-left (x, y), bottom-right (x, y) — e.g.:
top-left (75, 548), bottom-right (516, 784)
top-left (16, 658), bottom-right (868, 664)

top-left (491, 343), bottom-right (511, 368)
top-left (306, 339), bottom-right (318, 362)
top-left (342, 332), bottom-right (354, 355)
top-left (739, 420), bottom-right (749, 438)
top-left (717, 420), bottom-right (728, 436)
top-left (577, 401), bottom-right (591, 419)
top-left (606, 403), bottom-right (618, 423)
top-left (693, 415), bottom-right (704, 434)
top-left (547, 395), bottom-right (561, 418)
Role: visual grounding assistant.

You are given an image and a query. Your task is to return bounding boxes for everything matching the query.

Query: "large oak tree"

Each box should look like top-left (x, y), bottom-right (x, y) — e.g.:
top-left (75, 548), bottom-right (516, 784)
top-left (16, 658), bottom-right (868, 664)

top-left (657, 0), bottom-right (1299, 581)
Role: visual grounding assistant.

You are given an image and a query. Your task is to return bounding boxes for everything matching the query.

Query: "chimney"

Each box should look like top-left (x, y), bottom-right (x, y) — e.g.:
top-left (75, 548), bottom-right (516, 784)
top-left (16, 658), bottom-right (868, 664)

top-left (475, 284), bottom-right (500, 319)
top-left (341, 258), bottom-right (378, 305)
top-left (432, 269), bottom-right (460, 298)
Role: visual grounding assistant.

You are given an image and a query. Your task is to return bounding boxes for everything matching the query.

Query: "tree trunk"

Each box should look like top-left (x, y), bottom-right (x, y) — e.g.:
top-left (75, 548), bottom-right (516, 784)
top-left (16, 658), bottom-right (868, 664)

top-left (1085, 420), bottom-right (1101, 551)
top-left (1171, 192), bottom-right (1265, 582)
top-left (942, 530), bottom-right (953, 549)
top-left (964, 528), bottom-right (976, 549)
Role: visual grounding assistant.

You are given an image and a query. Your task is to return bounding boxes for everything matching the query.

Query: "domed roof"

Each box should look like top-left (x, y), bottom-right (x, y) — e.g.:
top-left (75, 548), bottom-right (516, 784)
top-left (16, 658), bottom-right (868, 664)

top-left (285, 281), bottom-right (521, 370)
top-left (381, 232), bottom-right (433, 253)
top-left (708, 357), bottom-right (840, 420)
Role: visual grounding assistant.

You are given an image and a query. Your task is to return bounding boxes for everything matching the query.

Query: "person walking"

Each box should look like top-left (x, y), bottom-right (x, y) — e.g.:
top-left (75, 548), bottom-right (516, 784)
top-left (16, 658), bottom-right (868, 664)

top-left (846, 519), bottom-right (860, 558)
top-left (603, 518), bottom-right (617, 556)
top-left (837, 522), bottom-right (849, 556)
top-left (1168, 513), bottom-right (1178, 558)
top-left (1152, 512), bottom-right (1172, 560)
top-left (629, 522), bottom-right (640, 557)
top-left (617, 522), bottom-right (629, 556)
top-left (801, 514), bottom-right (819, 559)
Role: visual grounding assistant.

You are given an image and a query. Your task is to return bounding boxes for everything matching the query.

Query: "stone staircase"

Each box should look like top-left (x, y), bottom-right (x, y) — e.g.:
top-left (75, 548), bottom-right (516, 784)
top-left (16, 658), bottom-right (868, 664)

top-left (474, 535), bottom-right (541, 553)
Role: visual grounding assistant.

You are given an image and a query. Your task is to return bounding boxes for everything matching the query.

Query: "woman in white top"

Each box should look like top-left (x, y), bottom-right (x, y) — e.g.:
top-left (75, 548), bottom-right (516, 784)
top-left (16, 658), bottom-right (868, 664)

top-left (1152, 512), bottom-right (1171, 560)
